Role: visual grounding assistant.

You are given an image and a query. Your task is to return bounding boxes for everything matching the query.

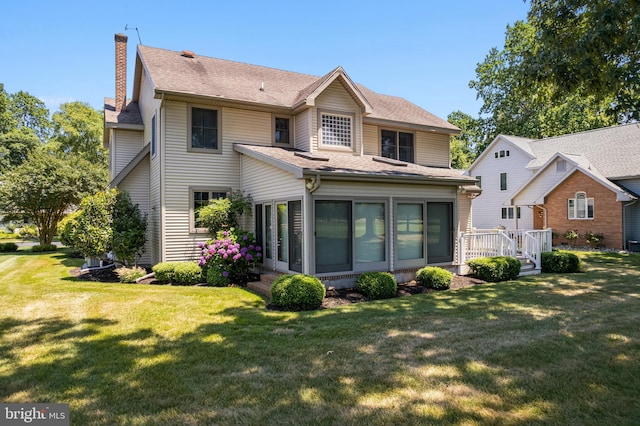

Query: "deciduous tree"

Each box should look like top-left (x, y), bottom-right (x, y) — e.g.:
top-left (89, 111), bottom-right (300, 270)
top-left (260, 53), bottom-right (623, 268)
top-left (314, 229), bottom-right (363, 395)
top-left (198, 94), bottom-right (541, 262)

top-left (0, 148), bottom-right (105, 245)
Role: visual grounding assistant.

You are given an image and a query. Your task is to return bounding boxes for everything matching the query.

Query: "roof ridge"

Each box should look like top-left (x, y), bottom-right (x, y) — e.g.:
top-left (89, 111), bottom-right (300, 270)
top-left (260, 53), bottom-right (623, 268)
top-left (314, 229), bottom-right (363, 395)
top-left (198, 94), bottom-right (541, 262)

top-left (529, 123), bottom-right (637, 144)
top-left (138, 44), bottom-right (323, 80)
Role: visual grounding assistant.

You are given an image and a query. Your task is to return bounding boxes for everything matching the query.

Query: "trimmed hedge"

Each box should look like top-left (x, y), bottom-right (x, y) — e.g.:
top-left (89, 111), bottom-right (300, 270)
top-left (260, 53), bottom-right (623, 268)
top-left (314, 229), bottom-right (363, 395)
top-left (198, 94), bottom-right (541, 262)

top-left (356, 272), bottom-right (397, 300)
top-left (152, 261), bottom-right (203, 285)
top-left (31, 244), bottom-right (58, 253)
top-left (271, 274), bottom-right (326, 311)
top-left (0, 242), bottom-right (19, 252)
top-left (541, 250), bottom-right (581, 273)
top-left (173, 262), bottom-right (203, 285)
top-left (416, 266), bottom-right (452, 290)
top-left (152, 262), bottom-right (176, 283)
top-left (467, 256), bottom-right (521, 282)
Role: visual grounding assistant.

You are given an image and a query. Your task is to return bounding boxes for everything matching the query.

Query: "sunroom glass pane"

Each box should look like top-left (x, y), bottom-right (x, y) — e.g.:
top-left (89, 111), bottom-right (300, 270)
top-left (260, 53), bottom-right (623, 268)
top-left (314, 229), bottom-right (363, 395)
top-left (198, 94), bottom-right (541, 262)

top-left (355, 203), bottom-right (385, 263)
top-left (396, 203), bottom-right (423, 260)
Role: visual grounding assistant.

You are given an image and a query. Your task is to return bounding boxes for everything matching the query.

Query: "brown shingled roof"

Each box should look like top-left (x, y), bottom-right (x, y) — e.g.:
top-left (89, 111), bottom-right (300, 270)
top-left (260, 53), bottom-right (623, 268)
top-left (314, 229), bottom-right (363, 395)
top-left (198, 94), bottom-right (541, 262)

top-left (234, 144), bottom-right (475, 184)
top-left (135, 45), bottom-right (458, 133)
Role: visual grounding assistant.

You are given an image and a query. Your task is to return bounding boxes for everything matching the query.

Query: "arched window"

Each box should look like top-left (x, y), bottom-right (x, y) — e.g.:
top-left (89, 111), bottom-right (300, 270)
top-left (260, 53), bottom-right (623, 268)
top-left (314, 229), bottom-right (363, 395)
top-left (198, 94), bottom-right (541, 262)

top-left (568, 191), bottom-right (594, 219)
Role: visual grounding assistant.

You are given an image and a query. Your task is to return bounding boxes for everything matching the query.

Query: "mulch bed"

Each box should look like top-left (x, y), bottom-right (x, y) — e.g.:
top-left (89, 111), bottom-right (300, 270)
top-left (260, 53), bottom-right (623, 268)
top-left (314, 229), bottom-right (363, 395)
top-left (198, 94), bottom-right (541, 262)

top-left (70, 266), bottom-right (486, 309)
top-left (322, 275), bottom-right (486, 308)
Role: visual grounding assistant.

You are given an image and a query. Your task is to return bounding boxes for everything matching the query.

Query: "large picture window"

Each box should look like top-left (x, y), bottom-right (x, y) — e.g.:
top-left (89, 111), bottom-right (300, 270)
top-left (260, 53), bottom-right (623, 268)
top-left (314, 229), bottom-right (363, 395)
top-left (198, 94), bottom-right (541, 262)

top-left (355, 202), bottom-right (385, 263)
top-left (315, 200), bottom-right (352, 273)
top-left (381, 130), bottom-right (414, 163)
top-left (320, 112), bottom-right (352, 147)
top-left (568, 191), bottom-right (594, 219)
top-left (190, 107), bottom-right (219, 151)
top-left (396, 203), bottom-right (424, 261)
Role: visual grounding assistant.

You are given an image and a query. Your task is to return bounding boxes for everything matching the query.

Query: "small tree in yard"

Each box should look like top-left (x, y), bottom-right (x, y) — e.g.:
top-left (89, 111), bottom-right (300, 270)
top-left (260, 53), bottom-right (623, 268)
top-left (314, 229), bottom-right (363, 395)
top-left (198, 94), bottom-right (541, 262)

top-left (112, 191), bottom-right (147, 266)
top-left (72, 189), bottom-right (118, 259)
top-left (60, 189), bottom-right (147, 265)
top-left (0, 148), bottom-right (105, 246)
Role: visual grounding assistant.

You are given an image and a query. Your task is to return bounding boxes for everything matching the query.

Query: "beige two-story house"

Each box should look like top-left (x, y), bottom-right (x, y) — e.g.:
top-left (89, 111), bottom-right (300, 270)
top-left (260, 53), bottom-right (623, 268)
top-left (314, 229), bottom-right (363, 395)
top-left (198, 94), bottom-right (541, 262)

top-left (104, 34), bottom-right (478, 286)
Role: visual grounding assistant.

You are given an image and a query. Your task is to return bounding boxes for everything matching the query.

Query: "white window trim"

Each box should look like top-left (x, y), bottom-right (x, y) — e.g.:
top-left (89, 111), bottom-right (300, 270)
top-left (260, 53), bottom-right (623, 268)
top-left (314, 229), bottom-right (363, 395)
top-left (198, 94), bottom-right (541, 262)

top-left (272, 114), bottom-right (293, 146)
top-left (380, 128), bottom-right (415, 163)
top-left (151, 113), bottom-right (157, 158)
top-left (317, 109), bottom-right (354, 152)
top-left (568, 191), bottom-right (594, 220)
top-left (189, 187), bottom-right (231, 234)
top-left (187, 105), bottom-right (222, 154)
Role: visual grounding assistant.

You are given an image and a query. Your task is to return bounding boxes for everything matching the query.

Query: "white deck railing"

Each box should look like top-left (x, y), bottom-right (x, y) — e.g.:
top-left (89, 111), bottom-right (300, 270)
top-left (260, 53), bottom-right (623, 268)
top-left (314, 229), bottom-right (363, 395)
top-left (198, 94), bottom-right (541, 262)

top-left (458, 228), bottom-right (553, 272)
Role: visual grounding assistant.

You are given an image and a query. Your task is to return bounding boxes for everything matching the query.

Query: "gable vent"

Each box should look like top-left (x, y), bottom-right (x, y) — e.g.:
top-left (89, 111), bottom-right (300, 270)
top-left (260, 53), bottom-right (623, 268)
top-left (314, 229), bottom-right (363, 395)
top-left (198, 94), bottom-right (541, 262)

top-left (181, 50), bottom-right (195, 58)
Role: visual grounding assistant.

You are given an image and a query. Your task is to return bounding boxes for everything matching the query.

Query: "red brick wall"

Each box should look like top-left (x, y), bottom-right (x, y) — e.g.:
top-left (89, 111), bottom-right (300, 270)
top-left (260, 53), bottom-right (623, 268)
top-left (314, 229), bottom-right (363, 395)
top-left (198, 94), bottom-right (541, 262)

top-left (544, 171), bottom-right (623, 249)
top-left (115, 33), bottom-right (128, 112)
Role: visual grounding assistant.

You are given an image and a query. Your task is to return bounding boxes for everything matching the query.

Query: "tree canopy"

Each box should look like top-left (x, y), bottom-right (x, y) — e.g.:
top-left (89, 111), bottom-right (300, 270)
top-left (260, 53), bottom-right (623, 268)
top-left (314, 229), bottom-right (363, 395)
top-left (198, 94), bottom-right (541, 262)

top-left (51, 101), bottom-right (107, 167)
top-left (0, 148), bottom-right (106, 245)
top-left (451, 0), bottom-right (637, 165)
top-left (526, 0), bottom-right (640, 121)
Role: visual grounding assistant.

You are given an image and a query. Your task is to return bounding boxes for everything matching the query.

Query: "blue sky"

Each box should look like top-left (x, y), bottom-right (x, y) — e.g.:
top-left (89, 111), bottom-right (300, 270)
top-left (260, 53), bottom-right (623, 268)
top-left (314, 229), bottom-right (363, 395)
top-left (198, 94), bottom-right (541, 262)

top-left (1, 1), bottom-right (529, 120)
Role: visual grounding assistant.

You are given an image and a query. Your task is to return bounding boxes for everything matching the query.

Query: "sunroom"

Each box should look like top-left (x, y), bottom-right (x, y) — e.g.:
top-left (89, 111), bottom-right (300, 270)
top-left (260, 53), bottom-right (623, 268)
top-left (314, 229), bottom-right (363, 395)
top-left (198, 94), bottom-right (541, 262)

top-left (235, 144), bottom-right (476, 287)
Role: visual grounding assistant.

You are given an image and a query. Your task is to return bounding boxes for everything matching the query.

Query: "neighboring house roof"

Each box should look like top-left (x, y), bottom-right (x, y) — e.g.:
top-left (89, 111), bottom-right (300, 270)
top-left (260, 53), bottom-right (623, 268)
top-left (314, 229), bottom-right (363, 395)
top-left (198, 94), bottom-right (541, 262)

top-left (510, 152), bottom-right (636, 205)
top-left (234, 144), bottom-right (475, 185)
top-left (133, 45), bottom-right (459, 134)
top-left (466, 134), bottom-right (536, 174)
top-left (500, 135), bottom-right (536, 157)
top-left (526, 123), bottom-right (640, 179)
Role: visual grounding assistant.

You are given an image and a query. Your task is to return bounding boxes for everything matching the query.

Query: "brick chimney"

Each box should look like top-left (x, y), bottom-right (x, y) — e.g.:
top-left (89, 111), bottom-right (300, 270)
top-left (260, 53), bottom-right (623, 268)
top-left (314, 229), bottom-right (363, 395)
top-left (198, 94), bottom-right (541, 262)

top-left (115, 33), bottom-right (128, 112)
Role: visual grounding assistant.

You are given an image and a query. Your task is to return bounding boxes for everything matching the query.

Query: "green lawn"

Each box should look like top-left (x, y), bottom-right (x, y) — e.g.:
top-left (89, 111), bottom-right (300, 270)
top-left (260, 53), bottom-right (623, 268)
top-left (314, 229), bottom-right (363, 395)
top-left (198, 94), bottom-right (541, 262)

top-left (1, 249), bottom-right (640, 425)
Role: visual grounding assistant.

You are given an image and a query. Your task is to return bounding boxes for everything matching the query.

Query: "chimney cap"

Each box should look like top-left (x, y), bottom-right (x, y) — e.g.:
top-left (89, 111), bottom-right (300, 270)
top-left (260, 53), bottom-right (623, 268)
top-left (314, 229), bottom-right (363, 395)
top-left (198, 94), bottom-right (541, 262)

top-left (181, 50), bottom-right (195, 59)
top-left (115, 33), bottom-right (128, 42)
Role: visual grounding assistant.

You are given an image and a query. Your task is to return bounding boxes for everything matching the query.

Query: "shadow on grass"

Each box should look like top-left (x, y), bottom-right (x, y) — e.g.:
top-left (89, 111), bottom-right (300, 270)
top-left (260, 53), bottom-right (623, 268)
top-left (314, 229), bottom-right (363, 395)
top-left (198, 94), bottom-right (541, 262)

top-left (2, 281), bottom-right (640, 424)
top-left (2, 251), bottom-right (639, 424)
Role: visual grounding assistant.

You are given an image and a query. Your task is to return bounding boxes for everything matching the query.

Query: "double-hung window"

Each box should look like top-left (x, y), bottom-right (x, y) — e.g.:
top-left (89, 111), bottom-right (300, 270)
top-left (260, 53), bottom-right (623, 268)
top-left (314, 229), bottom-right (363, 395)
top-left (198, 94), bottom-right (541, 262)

top-left (381, 130), bottom-right (414, 163)
top-left (274, 117), bottom-right (290, 144)
top-left (500, 172), bottom-right (507, 191)
top-left (320, 112), bottom-right (352, 148)
top-left (568, 192), bottom-right (594, 219)
top-left (190, 107), bottom-right (219, 152)
top-left (501, 206), bottom-right (521, 220)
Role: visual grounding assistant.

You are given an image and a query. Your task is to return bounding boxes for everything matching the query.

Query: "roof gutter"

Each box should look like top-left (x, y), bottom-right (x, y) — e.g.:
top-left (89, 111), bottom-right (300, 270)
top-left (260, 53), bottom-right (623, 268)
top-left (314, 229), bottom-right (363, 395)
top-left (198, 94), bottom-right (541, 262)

top-left (302, 170), bottom-right (475, 186)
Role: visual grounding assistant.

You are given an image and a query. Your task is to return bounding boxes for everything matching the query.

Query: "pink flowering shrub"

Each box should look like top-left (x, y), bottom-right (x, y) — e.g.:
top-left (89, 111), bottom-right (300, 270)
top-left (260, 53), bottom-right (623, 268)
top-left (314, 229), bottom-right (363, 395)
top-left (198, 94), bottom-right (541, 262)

top-left (198, 228), bottom-right (262, 285)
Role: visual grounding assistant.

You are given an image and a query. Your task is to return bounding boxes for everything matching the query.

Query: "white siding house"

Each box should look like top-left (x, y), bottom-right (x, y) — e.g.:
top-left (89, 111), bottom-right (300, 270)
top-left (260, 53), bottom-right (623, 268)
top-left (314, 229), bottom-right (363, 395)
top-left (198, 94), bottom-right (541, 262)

top-left (104, 34), bottom-right (479, 286)
top-left (466, 126), bottom-right (640, 250)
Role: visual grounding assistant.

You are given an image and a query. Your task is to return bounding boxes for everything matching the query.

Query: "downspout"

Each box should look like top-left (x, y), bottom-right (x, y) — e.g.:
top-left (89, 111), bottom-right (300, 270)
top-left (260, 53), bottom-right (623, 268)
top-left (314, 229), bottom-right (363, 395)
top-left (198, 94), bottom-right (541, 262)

top-left (538, 205), bottom-right (548, 229)
top-left (159, 93), bottom-right (166, 262)
top-left (623, 199), bottom-right (638, 250)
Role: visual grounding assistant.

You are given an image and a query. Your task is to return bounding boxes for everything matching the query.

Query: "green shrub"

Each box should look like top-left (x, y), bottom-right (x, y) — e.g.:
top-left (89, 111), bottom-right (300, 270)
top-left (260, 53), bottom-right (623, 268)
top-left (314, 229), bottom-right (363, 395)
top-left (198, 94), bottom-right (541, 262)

top-left (467, 256), bottom-right (521, 282)
top-left (18, 225), bottom-right (38, 239)
top-left (31, 244), bottom-right (58, 252)
top-left (173, 262), bottom-right (203, 285)
top-left (271, 274), bottom-right (326, 311)
top-left (585, 231), bottom-right (605, 248)
top-left (115, 266), bottom-right (147, 283)
top-left (416, 266), bottom-right (452, 290)
top-left (206, 266), bottom-right (230, 287)
top-left (0, 231), bottom-right (18, 240)
top-left (541, 251), bottom-right (581, 273)
top-left (0, 242), bottom-right (19, 252)
top-left (356, 272), bottom-right (397, 300)
top-left (152, 262), bottom-right (177, 283)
